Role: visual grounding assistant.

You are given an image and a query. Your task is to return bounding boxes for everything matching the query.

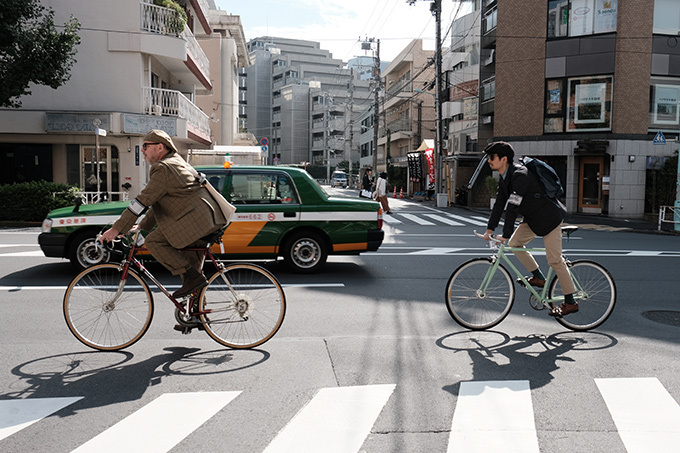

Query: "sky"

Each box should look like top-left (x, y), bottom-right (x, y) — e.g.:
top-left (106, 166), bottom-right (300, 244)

top-left (213, 0), bottom-right (473, 63)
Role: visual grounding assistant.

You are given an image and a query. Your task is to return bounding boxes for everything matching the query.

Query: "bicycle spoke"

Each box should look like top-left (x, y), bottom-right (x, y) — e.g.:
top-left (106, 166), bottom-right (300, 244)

top-left (63, 264), bottom-right (153, 351)
top-left (199, 264), bottom-right (285, 348)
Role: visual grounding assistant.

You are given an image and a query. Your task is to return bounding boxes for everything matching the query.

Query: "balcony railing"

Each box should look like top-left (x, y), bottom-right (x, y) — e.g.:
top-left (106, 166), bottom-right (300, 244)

top-left (142, 87), bottom-right (210, 140)
top-left (140, 1), bottom-right (210, 83)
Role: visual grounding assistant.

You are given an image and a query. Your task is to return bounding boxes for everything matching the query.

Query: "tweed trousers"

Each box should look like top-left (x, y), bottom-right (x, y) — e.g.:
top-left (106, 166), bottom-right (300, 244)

top-left (508, 222), bottom-right (576, 295)
top-left (145, 228), bottom-right (213, 275)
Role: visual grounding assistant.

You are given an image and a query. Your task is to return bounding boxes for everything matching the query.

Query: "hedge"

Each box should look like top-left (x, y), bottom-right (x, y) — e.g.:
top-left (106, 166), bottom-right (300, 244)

top-left (0, 181), bottom-right (79, 222)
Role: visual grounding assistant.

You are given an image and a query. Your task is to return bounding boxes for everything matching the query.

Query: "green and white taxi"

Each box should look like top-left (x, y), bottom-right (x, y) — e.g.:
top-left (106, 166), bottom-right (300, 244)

top-left (39, 165), bottom-right (384, 273)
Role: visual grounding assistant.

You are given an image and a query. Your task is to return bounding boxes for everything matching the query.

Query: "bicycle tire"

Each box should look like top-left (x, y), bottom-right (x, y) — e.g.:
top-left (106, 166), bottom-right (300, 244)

top-left (63, 264), bottom-right (154, 351)
top-left (198, 263), bottom-right (286, 349)
top-left (445, 258), bottom-right (515, 330)
top-left (548, 260), bottom-right (616, 331)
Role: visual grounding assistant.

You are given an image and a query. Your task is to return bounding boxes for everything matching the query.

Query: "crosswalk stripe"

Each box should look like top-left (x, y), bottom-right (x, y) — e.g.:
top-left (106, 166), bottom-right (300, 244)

top-left (400, 213), bottom-right (435, 225)
top-left (595, 377), bottom-right (680, 452)
top-left (448, 380), bottom-right (539, 453)
top-left (446, 213), bottom-right (489, 227)
top-left (0, 397), bottom-right (83, 441)
top-left (424, 214), bottom-right (465, 226)
top-left (263, 384), bottom-right (396, 453)
top-left (71, 391), bottom-right (241, 453)
top-left (382, 215), bottom-right (402, 224)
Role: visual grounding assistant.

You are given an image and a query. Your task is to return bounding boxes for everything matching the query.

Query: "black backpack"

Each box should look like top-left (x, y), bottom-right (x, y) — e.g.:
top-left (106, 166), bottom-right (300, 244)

top-left (521, 157), bottom-right (564, 199)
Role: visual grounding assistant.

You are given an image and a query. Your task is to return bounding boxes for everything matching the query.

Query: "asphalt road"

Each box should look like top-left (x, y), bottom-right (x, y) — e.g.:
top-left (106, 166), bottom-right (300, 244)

top-left (1, 192), bottom-right (679, 453)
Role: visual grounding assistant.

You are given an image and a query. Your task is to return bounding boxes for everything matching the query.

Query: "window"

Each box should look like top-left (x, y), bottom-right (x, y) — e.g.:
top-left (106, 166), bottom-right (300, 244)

top-left (548, 0), bottom-right (618, 39)
top-left (649, 78), bottom-right (680, 130)
top-left (544, 79), bottom-right (566, 133)
top-left (483, 7), bottom-right (497, 34)
top-left (229, 173), bottom-right (298, 204)
top-left (545, 76), bottom-right (613, 132)
top-left (654, 0), bottom-right (680, 35)
top-left (566, 75), bottom-right (613, 131)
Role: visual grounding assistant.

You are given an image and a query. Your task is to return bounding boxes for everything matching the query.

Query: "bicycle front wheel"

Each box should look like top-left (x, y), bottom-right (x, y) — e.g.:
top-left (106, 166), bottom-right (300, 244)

top-left (548, 260), bottom-right (616, 331)
top-left (445, 258), bottom-right (515, 330)
top-left (198, 263), bottom-right (286, 349)
top-left (63, 264), bottom-right (153, 351)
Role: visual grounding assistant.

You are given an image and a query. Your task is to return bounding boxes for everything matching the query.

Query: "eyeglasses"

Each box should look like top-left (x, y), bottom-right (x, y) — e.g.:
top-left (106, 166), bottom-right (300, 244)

top-left (142, 142), bottom-right (160, 150)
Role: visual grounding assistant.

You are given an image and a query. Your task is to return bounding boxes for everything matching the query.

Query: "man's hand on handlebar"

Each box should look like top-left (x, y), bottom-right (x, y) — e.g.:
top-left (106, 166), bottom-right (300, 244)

top-left (483, 229), bottom-right (507, 243)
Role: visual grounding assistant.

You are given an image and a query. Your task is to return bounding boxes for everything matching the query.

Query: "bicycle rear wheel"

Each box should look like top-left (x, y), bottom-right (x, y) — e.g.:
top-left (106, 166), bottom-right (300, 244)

top-left (445, 258), bottom-right (515, 330)
top-left (63, 264), bottom-right (153, 351)
top-left (198, 263), bottom-right (286, 349)
top-left (548, 260), bottom-right (616, 331)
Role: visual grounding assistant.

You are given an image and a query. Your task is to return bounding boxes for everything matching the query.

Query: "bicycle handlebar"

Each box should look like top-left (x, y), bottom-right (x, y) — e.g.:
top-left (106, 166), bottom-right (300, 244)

top-left (473, 230), bottom-right (504, 244)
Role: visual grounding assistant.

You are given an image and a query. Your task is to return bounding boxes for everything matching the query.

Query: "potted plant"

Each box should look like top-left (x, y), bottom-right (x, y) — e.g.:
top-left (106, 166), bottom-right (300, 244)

top-left (486, 175), bottom-right (499, 209)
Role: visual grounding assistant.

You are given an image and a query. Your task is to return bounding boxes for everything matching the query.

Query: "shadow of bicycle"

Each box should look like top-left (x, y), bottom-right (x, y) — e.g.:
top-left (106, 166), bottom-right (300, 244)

top-left (3, 346), bottom-right (270, 416)
top-left (436, 330), bottom-right (618, 393)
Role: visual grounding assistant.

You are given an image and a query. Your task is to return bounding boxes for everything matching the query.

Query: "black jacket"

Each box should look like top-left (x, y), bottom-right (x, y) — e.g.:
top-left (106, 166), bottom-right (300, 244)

top-left (487, 163), bottom-right (565, 238)
top-left (362, 173), bottom-right (373, 191)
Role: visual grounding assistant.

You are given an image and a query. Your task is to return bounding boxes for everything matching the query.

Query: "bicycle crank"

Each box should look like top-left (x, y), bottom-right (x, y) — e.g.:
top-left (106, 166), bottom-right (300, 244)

top-left (529, 294), bottom-right (546, 310)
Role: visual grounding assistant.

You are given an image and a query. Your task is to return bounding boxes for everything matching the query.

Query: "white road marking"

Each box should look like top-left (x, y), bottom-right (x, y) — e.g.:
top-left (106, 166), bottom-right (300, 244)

top-left (381, 215), bottom-right (403, 224)
top-left (400, 214), bottom-right (435, 225)
top-left (263, 384), bottom-right (396, 453)
top-left (448, 380), bottom-right (539, 453)
top-left (596, 377), bottom-right (680, 453)
top-left (0, 397), bottom-right (83, 441)
top-left (424, 214), bottom-right (464, 226)
top-left (72, 391), bottom-right (241, 453)
top-left (445, 213), bottom-right (489, 227)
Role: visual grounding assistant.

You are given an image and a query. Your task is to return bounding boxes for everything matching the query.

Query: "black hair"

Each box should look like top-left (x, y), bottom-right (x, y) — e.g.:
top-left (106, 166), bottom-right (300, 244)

top-left (483, 141), bottom-right (514, 162)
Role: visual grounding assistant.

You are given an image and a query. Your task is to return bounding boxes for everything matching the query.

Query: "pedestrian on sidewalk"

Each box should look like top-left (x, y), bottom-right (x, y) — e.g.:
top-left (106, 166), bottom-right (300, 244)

top-left (374, 172), bottom-right (392, 214)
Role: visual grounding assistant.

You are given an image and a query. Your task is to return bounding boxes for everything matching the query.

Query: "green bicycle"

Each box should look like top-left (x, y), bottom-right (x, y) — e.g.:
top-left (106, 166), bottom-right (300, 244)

top-left (445, 227), bottom-right (616, 331)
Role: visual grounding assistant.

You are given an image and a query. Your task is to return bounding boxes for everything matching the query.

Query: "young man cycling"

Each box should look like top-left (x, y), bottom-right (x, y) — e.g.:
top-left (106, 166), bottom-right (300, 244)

top-left (482, 141), bottom-right (577, 317)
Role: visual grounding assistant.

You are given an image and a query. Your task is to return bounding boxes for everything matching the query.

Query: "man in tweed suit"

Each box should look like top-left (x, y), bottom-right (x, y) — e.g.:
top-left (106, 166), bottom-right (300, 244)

top-left (100, 130), bottom-right (227, 299)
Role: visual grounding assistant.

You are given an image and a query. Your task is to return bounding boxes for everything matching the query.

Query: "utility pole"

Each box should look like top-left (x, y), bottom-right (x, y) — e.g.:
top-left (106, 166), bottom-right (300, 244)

top-left (433, 0), bottom-right (444, 195)
top-left (370, 39), bottom-right (381, 173)
top-left (409, 0), bottom-right (444, 195)
top-left (347, 68), bottom-right (355, 182)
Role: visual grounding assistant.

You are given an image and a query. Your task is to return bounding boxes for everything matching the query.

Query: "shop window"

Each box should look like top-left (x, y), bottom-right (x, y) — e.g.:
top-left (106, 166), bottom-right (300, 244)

top-left (545, 76), bottom-right (613, 132)
top-left (566, 75), bottom-right (613, 132)
top-left (544, 79), bottom-right (566, 133)
top-left (649, 78), bottom-right (680, 131)
top-left (548, 0), bottom-right (618, 39)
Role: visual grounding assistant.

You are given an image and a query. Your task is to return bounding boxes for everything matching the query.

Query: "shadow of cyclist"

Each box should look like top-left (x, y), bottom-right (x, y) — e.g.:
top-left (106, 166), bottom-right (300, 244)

top-left (438, 331), bottom-right (617, 395)
top-left (4, 346), bottom-right (267, 416)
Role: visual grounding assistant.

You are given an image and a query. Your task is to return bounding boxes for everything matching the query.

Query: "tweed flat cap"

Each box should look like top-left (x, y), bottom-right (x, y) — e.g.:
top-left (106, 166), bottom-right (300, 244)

top-left (143, 129), bottom-right (178, 154)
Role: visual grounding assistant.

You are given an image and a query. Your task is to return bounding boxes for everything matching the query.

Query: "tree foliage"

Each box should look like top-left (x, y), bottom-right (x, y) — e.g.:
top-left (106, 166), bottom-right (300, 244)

top-left (0, 0), bottom-right (81, 108)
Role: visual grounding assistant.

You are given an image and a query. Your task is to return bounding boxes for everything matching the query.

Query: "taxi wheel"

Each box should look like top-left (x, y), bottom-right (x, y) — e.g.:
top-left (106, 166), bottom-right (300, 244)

top-left (283, 231), bottom-right (328, 273)
top-left (69, 231), bottom-right (110, 270)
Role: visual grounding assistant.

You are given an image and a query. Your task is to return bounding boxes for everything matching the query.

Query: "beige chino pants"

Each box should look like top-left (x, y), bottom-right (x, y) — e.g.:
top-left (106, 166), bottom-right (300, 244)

top-left (508, 222), bottom-right (576, 295)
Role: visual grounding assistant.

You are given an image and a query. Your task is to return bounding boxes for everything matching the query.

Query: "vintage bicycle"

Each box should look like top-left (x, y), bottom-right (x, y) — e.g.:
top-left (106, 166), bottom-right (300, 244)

top-left (63, 230), bottom-right (286, 351)
top-left (445, 227), bottom-right (616, 331)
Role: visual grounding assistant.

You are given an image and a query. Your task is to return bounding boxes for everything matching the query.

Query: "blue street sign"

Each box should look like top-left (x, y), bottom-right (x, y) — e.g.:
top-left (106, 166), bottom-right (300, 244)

top-left (653, 131), bottom-right (666, 145)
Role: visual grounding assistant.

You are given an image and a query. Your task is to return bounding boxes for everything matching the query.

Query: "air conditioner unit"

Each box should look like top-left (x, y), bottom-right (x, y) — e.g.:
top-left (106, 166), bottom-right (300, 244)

top-left (152, 105), bottom-right (163, 116)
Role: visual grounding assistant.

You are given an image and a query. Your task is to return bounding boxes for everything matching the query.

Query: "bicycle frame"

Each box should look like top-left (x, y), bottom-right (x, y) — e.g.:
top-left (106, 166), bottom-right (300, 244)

top-left (114, 232), bottom-right (225, 317)
top-left (481, 243), bottom-right (564, 307)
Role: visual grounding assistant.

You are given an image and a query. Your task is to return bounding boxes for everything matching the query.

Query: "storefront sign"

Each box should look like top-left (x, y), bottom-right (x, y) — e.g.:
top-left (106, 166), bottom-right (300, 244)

top-left (123, 113), bottom-right (176, 136)
top-left (46, 113), bottom-right (111, 133)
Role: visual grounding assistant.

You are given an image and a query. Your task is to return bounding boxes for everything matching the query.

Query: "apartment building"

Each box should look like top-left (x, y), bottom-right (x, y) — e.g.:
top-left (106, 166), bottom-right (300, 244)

top-left (377, 39), bottom-right (436, 177)
top-left (0, 0), bottom-right (247, 201)
top-left (244, 37), bottom-right (372, 169)
top-left (478, 0), bottom-right (678, 218)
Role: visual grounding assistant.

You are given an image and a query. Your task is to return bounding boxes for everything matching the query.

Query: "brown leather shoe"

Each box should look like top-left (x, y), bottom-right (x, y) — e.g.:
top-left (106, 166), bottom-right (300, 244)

top-left (517, 276), bottom-right (545, 288)
top-left (549, 302), bottom-right (579, 317)
top-left (173, 270), bottom-right (208, 299)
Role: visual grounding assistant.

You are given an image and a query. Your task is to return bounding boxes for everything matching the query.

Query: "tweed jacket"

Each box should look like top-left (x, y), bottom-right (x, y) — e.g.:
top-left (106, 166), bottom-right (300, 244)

top-left (487, 163), bottom-right (565, 238)
top-left (113, 152), bottom-right (226, 248)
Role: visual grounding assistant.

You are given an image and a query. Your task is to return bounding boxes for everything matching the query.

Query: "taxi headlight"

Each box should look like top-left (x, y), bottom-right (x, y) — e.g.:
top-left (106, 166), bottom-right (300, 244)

top-left (41, 219), bottom-right (52, 233)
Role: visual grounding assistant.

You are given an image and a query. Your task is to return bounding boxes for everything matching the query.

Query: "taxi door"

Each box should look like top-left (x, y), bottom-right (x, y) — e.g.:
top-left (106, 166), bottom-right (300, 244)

top-left (220, 171), bottom-right (300, 256)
